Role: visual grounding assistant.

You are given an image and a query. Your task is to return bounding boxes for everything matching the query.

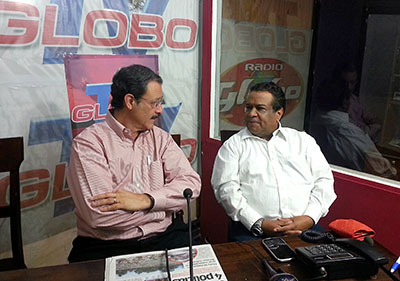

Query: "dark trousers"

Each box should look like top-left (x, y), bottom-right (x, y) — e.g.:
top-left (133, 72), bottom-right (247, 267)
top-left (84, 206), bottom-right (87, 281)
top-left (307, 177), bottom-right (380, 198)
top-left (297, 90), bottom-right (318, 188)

top-left (229, 221), bottom-right (326, 242)
top-left (68, 216), bottom-right (189, 263)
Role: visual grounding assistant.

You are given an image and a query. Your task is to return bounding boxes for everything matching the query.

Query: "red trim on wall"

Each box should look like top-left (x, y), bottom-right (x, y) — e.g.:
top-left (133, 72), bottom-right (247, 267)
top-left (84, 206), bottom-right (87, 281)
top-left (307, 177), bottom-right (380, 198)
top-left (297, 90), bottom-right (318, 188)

top-left (333, 171), bottom-right (400, 194)
top-left (320, 171), bottom-right (400, 255)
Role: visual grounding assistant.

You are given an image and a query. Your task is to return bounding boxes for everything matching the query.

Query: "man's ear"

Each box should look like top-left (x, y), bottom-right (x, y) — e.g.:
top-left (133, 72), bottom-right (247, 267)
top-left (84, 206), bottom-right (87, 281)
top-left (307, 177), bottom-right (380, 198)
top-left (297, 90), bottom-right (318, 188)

top-left (124, 94), bottom-right (135, 110)
top-left (276, 108), bottom-right (284, 122)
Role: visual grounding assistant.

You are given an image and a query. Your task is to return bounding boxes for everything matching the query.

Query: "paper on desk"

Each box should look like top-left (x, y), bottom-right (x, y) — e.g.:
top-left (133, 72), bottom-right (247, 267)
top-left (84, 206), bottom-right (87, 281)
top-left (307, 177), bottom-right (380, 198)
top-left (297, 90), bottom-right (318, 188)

top-left (104, 244), bottom-right (228, 281)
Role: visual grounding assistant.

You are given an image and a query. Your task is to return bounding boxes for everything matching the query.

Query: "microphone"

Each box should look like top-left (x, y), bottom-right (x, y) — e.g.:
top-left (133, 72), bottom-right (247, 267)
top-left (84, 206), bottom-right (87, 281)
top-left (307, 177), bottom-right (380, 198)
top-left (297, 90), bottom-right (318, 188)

top-left (183, 188), bottom-right (194, 281)
top-left (183, 188), bottom-right (193, 199)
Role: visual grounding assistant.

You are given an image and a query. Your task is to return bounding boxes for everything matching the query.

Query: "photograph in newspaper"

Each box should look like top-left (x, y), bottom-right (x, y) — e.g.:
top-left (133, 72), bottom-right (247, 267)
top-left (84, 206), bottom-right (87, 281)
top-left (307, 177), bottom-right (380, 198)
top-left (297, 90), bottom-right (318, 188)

top-left (105, 244), bottom-right (227, 281)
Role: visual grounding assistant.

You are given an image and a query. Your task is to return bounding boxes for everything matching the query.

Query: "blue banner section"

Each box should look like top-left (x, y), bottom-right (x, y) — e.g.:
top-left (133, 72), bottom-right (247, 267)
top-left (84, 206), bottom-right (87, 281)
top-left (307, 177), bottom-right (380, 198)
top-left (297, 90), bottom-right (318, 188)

top-left (144, 0), bottom-right (169, 14)
top-left (28, 118), bottom-right (73, 163)
top-left (54, 197), bottom-right (74, 217)
top-left (160, 103), bottom-right (181, 132)
top-left (86, 83), bottom-right (111, 115)
top-left (43, 0), bottom-right (84, 64)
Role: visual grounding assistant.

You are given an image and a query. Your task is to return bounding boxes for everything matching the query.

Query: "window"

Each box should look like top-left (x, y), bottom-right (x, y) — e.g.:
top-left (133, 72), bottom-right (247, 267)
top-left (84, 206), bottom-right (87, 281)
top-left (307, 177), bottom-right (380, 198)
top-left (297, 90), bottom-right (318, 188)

top-left (211, 0), bottom-right (400, 183)
top-left (212, 0), bottom-right (314, 138)
top-left (308, 1), bottom-right (400, 183)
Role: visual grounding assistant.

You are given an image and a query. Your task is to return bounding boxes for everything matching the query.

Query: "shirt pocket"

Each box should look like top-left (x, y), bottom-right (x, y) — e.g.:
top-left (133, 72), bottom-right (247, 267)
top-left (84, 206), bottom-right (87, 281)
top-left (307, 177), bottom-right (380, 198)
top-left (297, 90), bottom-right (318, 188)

top-left (149, 160), bottom-right (164, 190)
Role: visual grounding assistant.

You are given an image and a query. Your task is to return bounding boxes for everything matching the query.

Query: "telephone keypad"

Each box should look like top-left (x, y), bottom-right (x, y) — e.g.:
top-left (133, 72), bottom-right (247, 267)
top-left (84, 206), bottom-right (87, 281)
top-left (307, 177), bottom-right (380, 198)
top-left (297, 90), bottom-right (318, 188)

top-left (303, 244), bottom-right (353, 260)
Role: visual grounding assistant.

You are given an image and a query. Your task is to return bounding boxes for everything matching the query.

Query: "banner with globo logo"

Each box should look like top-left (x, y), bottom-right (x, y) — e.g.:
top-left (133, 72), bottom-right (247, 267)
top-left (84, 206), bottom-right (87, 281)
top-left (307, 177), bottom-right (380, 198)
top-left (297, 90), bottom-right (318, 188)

top-left (0, 0), bottom-right (200, 251)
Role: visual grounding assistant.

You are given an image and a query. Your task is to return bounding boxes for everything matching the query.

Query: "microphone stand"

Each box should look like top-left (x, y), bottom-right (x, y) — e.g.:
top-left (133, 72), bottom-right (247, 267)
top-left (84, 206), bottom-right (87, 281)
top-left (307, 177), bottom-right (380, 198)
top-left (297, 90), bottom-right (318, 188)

top-left (183, 188), bottom-right (194, 281)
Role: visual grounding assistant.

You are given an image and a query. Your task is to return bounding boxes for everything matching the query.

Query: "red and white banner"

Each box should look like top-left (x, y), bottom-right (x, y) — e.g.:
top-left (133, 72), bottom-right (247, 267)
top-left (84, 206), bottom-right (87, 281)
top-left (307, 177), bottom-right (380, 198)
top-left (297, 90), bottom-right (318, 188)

top-left (0, 0), bottom-right (200, 251)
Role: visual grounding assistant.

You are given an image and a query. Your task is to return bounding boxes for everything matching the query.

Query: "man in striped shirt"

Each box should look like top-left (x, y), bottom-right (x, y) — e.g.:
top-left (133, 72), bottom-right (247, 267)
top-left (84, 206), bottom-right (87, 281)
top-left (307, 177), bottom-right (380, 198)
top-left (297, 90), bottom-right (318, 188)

top-left (67, 64), bottom-right (201, 262)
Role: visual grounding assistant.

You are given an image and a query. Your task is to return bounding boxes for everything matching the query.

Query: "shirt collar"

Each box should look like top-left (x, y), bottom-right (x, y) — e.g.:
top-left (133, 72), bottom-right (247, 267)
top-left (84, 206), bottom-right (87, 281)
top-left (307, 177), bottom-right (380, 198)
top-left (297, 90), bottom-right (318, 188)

top-left (240, 122), bottom-right (287, 142)
top-left (105, 110), bottom-right (150, 140)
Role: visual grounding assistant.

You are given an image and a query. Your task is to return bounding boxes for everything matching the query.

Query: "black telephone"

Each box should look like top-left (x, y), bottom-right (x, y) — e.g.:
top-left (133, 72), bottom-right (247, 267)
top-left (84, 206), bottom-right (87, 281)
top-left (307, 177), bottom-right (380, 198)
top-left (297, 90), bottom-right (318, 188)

top-left (295, 238), bottom-right (388, 280)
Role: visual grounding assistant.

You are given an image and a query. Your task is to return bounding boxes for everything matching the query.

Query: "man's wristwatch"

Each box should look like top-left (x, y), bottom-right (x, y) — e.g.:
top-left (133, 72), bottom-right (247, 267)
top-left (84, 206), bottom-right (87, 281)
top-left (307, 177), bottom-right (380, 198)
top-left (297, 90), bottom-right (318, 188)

top-left (251, 218), bottom-right (264, 237)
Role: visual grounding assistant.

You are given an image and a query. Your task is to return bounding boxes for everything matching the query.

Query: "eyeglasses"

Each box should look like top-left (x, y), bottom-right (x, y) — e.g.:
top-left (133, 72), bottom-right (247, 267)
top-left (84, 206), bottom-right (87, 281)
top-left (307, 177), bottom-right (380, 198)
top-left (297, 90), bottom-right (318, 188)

top-left (243, 105), bottom-right (273, 114)
top-left (140, 97), bottom-right (164, 108)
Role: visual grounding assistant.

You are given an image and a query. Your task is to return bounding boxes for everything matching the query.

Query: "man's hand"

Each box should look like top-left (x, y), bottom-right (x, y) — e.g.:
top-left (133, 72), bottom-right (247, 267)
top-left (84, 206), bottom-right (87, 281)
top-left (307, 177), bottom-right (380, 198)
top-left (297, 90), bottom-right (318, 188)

top-left (262, 216), bottom-right (314, 236)
top-left (90, 189), bottom-right (153, 212)
top-left (261, 218), bottom-right (294, 236)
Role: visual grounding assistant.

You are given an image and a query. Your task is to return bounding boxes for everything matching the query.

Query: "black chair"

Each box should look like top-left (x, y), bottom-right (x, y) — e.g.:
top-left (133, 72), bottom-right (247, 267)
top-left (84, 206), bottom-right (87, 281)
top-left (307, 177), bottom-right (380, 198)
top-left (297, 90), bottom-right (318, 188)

top-left (0, 137), bottom-right (26, 271)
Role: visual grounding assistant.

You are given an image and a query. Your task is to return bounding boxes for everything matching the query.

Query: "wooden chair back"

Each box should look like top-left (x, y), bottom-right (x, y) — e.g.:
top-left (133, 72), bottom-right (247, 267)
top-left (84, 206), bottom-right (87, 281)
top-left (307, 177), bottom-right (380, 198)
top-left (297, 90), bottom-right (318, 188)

top-left (220, 130), bottom-right (238, 144)
top-left (171, 134), bottom-right (181, 146)
top-left (0, 137), bottom-right (26, 271)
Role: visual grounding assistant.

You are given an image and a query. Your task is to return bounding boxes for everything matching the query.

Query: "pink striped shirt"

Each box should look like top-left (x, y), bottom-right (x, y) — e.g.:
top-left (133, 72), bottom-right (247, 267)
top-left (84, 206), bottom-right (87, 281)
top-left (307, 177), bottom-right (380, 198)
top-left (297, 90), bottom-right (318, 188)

top-left (67, 111), bottom-right (201, 240)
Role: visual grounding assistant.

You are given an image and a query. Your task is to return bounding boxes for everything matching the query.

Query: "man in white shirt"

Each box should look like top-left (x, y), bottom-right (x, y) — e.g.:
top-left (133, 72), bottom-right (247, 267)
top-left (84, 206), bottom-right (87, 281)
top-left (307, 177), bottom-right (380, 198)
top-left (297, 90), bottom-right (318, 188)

top-left (211, 82), bottom-right (336, 241)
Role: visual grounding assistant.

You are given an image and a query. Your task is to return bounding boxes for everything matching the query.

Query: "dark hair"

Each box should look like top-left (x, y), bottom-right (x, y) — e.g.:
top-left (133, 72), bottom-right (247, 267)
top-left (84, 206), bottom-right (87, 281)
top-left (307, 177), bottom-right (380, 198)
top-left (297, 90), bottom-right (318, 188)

top-left (249, 82), bottom-right (286, 112)
top-left (110, 64), bottom-right (162, 109)
top-left (315, 79), bottom-right (350, 111)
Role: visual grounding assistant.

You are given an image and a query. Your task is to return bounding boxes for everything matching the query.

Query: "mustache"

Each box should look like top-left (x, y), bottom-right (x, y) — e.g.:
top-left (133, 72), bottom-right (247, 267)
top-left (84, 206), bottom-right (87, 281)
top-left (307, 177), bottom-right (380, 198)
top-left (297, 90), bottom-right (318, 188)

top-left (151, 114), bottom-right (160, 119)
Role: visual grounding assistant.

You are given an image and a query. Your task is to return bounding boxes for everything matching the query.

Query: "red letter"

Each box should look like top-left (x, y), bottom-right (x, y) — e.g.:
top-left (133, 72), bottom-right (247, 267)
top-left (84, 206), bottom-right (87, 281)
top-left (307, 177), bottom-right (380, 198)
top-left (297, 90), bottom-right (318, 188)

top-left (276, 30), bottom-right (289, 53)
top-left (234, 24), bottom-right (254, 52)
top-left (41, 4), bottom-right (79, 46)
top-left (181, 138), bottom-right (197, 163)
top-left (52, 163), bottom-right (70, 201)
top-left (20, 170), bottom-right (50, 209)
top-left (128, 14), bottom-right (163, 49)
top-left (93, 103), bottom-right (107, 121)
top-left (255, 27), bottom-right (275, 53)
top-left (84, 10), bottom-right (128, 47)
top-left (290, 31), bottom-right (306, 53)
top-left (72, 105), bottom-right (94, 123)
top-left (0, 1), bottom-right (39, 45)
top-left (166, 18), bottom-right (197, 50)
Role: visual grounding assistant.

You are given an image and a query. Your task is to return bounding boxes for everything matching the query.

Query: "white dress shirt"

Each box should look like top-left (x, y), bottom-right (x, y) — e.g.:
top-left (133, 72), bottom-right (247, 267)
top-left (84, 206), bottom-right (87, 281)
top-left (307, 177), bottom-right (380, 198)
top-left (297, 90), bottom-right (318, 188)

top-left (211, 126), bottom-right (336, 231)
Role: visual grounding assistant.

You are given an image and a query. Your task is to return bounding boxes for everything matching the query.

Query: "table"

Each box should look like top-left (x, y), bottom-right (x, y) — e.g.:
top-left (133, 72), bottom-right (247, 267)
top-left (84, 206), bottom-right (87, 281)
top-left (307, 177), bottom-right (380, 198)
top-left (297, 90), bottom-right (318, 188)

top-left (0, 236), bottom-right (398, 281)
top-left (213, 236), bottom-right (398, 281)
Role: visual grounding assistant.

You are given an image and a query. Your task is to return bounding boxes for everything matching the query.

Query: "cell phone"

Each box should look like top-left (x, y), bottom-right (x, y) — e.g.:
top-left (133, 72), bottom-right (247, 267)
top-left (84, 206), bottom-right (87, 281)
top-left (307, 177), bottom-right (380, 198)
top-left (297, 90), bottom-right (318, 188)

top-left (262, 237), bottom-right (296, 262)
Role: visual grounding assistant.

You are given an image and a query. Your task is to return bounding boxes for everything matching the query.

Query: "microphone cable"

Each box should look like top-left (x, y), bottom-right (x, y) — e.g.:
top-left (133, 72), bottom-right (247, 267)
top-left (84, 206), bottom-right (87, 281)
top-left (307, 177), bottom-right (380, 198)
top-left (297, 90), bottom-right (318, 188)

top-left (239, 240), bottom-right (326, 281)
top-left (300, 230), bottom-right (335, 244)
top-left (183, 188), bottom-right (194, 281)
top-left (238, 241), bottom-right (298, 280)
top-left (165, 248), bottom-right (172, 281)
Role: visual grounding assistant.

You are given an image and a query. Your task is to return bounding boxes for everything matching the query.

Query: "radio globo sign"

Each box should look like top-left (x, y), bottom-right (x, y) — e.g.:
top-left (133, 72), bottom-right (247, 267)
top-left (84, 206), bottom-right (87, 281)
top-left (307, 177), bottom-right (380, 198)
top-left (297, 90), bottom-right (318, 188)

top-left (219, 58), bottom-right (304, 126)
top-left (0, 1), bottom-right (198, 49)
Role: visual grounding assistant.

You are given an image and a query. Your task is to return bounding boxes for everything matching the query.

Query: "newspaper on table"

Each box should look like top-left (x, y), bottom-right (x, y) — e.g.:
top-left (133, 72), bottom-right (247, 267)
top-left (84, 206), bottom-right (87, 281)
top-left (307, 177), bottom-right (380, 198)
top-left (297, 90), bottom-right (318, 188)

top-left (104, 244), bottom-right (228, 281)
